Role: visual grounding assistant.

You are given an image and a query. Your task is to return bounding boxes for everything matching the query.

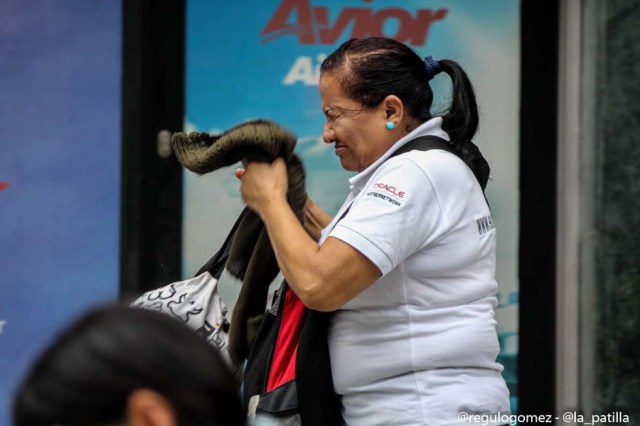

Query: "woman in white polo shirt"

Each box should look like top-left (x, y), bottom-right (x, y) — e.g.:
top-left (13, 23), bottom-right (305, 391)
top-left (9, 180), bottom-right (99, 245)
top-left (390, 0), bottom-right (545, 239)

top-left (236, 37), bottom-right (510, 425)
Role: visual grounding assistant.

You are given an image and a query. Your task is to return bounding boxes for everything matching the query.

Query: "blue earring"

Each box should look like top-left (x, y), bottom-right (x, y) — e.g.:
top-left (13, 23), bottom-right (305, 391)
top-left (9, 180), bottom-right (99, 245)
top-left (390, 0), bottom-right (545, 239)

top-left (386, 121), bottom-right (395, 130)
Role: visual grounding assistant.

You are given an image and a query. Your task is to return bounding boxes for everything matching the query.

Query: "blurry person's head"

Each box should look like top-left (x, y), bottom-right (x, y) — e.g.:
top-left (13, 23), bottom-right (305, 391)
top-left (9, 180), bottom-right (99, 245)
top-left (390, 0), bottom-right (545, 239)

top-left (13, 305), bottom-right (246, 426)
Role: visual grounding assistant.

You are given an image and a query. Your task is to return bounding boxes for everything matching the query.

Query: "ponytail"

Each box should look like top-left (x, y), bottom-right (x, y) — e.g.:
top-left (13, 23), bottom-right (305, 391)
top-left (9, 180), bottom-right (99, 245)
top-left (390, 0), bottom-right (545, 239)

top-left (438, 59), bottom-right (491, 190)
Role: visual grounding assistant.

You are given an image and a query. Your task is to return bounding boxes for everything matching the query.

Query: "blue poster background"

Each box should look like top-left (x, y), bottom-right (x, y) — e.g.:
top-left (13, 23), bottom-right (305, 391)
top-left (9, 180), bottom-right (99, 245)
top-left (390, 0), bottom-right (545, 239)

top-left (185, 0), bottom-right (520, 411)
top-left (0, 1), bottom-right (122, 424)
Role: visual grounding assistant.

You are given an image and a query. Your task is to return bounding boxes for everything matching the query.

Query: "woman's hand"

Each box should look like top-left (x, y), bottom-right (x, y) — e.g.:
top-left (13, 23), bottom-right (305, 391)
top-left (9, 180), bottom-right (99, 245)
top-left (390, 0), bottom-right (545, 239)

top-left (235, 157), bottom-right (289, 217)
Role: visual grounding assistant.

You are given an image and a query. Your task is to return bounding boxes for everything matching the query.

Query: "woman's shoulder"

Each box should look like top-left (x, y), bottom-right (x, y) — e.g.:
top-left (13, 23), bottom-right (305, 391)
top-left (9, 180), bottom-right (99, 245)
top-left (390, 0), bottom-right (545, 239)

top-left (382, 149), bottom-right (471, 183)
top-left (377, 150), bottom-right (482, 210)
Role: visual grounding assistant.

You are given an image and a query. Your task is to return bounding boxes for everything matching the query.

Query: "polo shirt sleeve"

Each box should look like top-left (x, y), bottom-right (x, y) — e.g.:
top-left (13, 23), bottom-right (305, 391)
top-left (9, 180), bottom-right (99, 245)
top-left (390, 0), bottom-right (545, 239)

top-left (329, 157), bottom-right (447, 275)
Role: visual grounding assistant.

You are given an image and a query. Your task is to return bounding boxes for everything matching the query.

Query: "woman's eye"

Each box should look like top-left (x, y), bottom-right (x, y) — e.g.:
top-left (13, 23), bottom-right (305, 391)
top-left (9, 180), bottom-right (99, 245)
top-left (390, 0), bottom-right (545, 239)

top-left (324, 108), bottom-right (340, 122)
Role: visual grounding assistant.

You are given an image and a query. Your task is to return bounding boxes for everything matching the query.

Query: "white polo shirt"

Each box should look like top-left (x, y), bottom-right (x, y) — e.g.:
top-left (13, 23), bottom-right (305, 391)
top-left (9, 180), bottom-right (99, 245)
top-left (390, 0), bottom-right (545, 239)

top-left (319, 117), bottom-right (510, 426)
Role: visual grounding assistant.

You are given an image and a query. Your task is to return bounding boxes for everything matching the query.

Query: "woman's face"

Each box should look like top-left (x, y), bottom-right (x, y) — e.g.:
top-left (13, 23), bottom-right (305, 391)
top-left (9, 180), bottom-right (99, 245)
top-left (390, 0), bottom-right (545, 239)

top-left (319, 72), bottom-right (397, 172)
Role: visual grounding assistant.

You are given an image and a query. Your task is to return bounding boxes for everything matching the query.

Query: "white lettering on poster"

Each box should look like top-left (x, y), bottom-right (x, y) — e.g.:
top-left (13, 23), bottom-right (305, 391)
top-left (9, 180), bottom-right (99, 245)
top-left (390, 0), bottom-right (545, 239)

top-left (283, 54), bottom-right (326, 86)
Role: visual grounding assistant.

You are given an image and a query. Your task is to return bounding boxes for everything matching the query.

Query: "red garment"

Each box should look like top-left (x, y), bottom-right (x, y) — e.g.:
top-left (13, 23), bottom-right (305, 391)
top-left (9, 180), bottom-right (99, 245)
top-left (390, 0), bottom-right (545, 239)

top-left (266, 287), bottom-right (306, 391)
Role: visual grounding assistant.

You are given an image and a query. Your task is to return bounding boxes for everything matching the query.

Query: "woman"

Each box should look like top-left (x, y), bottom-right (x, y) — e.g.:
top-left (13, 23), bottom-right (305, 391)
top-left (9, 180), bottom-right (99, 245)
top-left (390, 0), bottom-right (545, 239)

top-left (237, 37), bottom-right (510, 425)
top-left (13, 305), bottom-right (247, 426)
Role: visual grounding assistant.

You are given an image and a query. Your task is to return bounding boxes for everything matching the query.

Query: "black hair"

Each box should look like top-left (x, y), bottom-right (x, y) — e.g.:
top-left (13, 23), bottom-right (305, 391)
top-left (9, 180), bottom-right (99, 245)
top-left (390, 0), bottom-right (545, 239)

top-left (321, 37), bottom-right (490, 189)
top-left (13, 305), bottom-right (246, 426)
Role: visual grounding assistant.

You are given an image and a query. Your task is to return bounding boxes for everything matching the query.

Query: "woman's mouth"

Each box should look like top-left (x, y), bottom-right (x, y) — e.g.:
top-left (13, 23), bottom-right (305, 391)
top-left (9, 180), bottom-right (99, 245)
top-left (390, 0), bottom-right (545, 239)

top-left (335, 144), bottom-right (347, 156)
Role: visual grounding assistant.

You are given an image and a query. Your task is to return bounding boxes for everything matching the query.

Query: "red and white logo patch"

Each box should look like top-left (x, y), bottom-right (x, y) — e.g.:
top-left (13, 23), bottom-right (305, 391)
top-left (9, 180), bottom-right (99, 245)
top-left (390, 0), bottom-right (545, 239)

top-left (372, 182), bottom-right (405, 199)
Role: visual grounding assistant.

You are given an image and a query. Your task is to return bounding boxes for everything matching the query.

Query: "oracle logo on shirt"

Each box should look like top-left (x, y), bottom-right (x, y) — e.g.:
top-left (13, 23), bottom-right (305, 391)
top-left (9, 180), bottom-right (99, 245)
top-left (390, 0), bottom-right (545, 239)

top-left (372, 182), bottom-right (405, 198)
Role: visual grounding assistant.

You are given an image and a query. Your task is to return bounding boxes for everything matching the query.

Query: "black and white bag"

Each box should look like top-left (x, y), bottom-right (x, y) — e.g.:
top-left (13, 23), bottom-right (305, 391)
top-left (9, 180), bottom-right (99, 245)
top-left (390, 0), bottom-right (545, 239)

top-left (131, 269), bottom-right (233, 366)
top-left (131, 210), bottom-right (244, 374)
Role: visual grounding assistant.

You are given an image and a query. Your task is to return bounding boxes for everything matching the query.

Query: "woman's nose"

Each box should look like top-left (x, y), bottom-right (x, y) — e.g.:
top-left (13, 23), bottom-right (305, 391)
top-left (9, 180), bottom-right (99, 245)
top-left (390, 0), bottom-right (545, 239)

top-left (322, 125), bottom-right (335, 144)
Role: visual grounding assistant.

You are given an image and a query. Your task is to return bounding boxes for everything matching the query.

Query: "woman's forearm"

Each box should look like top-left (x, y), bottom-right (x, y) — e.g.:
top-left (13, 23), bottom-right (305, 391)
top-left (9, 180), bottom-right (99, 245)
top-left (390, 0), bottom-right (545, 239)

top-left (259, 196), bottom-right (380, 312)
top-left (302, 197), bottom-right (333, 241)
top-left (259, 197), bottom-right (331, 309)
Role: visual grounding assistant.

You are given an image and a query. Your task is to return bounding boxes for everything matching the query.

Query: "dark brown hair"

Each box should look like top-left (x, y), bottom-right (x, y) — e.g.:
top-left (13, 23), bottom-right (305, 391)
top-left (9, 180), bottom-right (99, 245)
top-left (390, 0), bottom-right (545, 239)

top-left (13, 305), bottom-right (246, 426)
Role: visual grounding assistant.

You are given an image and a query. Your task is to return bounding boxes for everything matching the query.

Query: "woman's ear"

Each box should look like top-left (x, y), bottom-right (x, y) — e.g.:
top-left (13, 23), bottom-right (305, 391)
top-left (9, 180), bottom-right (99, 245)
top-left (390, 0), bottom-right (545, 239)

top-left (382, 95), bottom-right (404, 122)
top-left (127, 389), bottom-right (177, 426)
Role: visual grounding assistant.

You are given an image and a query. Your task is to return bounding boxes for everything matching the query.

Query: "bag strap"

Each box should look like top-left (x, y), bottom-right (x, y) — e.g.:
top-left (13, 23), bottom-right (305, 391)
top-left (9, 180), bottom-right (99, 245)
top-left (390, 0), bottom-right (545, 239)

top-left (391, 135), bottom-right (456, 157)
top-left (195, 207), bottom-right (252, 279)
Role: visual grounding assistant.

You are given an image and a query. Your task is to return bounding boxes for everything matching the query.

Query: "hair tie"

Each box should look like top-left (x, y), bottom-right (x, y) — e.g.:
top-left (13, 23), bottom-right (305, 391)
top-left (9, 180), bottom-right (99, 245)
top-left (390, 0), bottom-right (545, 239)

top-left (424, 56), bottom-right (441, 81)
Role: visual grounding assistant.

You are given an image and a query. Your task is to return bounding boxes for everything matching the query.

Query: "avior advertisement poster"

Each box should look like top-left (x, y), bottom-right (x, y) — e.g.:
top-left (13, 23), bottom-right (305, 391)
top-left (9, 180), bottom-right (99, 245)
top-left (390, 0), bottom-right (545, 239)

top-left (184, 0), bottom-right (519, 410)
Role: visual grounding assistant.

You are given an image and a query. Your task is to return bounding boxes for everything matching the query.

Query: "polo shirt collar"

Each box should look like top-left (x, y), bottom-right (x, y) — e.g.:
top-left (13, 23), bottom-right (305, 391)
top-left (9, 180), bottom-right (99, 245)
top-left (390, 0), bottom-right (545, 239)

top-left (348, 117), bottom-right (450, 192)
